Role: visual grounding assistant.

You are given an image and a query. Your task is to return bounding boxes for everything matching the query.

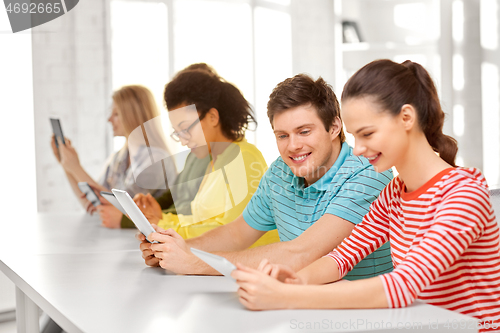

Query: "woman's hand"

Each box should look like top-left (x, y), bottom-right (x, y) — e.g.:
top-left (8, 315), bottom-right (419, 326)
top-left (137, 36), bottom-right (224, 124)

top-left (97, 203), bottom-right (123, 229)
top-left (58, 138), bottom-right (82, 174)
top-left (50, 135), bottom-right (62, 163)
top-left (79, 184), bottom-right (107, 215)
top-left (231, 262), bottom-right (291, 310)
top-left (133, 193), bottom-right (162, 223)
top-left (256, 259), bottom-right (306, 285)
top-left (82, 198), bottom-right (98, 215)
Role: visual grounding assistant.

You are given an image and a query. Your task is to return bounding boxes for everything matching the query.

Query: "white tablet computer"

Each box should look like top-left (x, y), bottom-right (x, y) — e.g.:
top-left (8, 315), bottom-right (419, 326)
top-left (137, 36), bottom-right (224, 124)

top-left (190, 248), bottom-right (236, 279)
top-left (111, 189), bottom-right (157, 243)
top-left (100, 191), bottom-right (127, 215)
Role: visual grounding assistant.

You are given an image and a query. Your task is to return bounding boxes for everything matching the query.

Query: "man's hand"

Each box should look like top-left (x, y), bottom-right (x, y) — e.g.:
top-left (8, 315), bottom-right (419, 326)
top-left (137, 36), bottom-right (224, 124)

top-left (97, 203), bottom-right (123, 228)
top-left (133, 193), bottom-right (162, 224)
top-left (148, 229), bottom-right (206, 274)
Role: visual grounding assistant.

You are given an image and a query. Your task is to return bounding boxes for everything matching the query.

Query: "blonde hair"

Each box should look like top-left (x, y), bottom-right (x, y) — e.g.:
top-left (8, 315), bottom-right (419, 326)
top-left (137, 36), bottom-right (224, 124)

top-left (112, 85), bottom-right (160, 136)
top-left (112, 85), bottom-right (169, 153)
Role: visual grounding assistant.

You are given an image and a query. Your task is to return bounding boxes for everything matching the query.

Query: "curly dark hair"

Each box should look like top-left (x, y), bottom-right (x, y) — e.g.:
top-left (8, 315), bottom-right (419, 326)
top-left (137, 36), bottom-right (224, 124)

top-left (178, 63), bottom-right (218, 78)
top-left (164, 69), bottom-right (255, 141)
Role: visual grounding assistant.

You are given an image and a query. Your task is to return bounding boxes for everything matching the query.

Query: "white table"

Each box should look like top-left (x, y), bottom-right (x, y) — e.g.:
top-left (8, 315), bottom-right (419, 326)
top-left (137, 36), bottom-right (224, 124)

top-left (0, 213), bottom-right (479, 333)
top-left (0, 212), bottom-right (138, 255)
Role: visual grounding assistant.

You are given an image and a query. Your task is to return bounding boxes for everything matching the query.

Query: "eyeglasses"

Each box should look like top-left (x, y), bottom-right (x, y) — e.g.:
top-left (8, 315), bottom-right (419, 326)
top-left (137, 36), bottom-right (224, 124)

top-left (170, 118), bottom-right (201, 142)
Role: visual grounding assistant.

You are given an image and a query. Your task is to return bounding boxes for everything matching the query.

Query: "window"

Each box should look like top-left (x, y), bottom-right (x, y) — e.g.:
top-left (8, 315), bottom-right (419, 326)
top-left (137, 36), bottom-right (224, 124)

top-left (110, 0), bottom-right (170, 152)
top-left (109, 0), bottom-right (292, 164)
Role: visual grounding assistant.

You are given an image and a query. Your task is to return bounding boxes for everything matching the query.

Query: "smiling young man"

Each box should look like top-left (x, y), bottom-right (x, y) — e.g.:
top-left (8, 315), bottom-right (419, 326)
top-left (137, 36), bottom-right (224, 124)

top-left (139, 74), bottom-right (393, 277)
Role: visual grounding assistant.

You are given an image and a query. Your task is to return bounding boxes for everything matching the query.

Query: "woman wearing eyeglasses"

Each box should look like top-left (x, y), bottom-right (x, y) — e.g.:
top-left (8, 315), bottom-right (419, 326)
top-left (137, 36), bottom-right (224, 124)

top-left (134, 68), bottom-right (280, 247)
top-left (119, 64), bottom-right (216, 229)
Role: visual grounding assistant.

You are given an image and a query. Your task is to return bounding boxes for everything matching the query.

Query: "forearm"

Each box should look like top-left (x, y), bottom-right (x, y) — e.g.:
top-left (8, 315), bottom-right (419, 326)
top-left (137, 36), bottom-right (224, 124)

top-left (215, 239), bottom-right (318, 272)
top-left (283, 276), bottom-right (388, 309)
top-left (186, 222), bottom-right (255, 252)
top-left (221, 214), bottom-right (360, 275)
top-left (298, 257), bottom-right (340, 285)
top-left (180, 234), bottom-right (273, 276)
top-left (64, 170), bottom-right (91, 208)
top-left (66, 165), bottom-right (106, 191)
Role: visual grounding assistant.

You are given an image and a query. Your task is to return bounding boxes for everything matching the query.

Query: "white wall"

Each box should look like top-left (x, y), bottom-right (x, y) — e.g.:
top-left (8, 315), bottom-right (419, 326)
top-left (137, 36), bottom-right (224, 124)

top-left (0, 4), bottom-right (37, 316)
top-left (291, 0), bottom-right (337, 87)
top-left (337, 0), bottom-right (500, 187)
top-left (32, 0), bottom-right (112, 212)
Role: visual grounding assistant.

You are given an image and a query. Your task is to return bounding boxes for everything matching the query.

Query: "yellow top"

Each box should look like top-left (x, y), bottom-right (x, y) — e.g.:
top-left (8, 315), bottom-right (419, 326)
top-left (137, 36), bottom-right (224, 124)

top-left (158, 140), bottom-right (279, 247)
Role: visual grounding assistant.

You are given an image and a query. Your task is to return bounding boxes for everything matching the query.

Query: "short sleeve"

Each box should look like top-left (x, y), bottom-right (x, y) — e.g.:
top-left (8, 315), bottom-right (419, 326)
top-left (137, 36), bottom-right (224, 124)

top-left (242, 167), bottom-right (277, 231)
top-left (325, 166), bottom-right (392, 225)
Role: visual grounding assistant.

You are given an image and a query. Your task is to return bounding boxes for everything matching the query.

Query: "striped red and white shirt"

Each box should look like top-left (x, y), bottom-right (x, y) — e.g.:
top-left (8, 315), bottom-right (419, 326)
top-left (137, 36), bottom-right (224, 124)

top-left (327, 168), bottom-right (500, 331)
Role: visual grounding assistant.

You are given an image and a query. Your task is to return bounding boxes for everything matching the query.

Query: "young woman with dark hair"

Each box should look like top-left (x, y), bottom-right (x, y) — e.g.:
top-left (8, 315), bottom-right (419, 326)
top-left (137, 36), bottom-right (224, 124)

top-left (121, 64), bottom-right (219, 229)
top-left (232, 59), bottom-right (500, 331)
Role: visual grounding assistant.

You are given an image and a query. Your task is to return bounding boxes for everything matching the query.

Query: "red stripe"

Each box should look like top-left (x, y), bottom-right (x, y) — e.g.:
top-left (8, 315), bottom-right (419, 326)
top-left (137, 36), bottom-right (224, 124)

top-left (400, 256), bottom-right (436, 284)
top-left (331, 168), bottom-right (500, 324)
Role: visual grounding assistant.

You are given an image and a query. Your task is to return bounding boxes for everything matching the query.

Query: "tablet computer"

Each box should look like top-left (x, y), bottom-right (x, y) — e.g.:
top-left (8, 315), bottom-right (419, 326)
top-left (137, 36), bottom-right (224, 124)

top-left (78, 182), bottom-right (101, 207)
top-left (190, 248), bottom-right (236, 279)
top-left (111, 189), bottom-right (157, 243)
top-left (50, 118), bottom-right (66, 147)
top-left (100, 191), bottom-right (127, 215)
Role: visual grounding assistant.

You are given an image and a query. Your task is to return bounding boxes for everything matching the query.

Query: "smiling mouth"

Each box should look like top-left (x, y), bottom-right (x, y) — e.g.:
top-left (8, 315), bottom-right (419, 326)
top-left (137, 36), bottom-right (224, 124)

top-left (290, 152), bottom-right (311, 162)
top-left (365, 153), bottom-right (381, 161)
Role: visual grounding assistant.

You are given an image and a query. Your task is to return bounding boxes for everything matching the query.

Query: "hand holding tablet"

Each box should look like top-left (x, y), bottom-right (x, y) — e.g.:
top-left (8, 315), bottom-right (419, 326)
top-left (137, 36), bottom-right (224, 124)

top-left (78, 182), bottom-right (101, 207)
top-left (111, 191), bottom-right (237, 277)
top-left (112, 189), bottom-right (158, 243)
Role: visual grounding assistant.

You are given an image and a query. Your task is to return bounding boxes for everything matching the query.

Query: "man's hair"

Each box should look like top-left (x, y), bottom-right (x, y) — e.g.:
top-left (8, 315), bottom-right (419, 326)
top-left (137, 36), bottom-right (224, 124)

top-left (267, 74), bottom-right (345, 143)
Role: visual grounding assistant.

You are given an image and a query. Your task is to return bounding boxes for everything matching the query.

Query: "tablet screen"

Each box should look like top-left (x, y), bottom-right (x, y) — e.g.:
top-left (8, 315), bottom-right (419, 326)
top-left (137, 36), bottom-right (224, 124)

top-left (50, 118), bottom-right (66, 145)
top-left (190, 248), bottom-right (236, 279)
top-left (112, 189), bottom-right (157, 243)
top-left (100, 191), bottom-right (127, 215)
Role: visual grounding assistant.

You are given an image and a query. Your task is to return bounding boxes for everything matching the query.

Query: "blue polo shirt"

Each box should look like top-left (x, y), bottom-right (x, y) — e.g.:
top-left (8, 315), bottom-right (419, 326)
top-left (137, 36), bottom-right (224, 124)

top-left (243, 142), bottom-right (393, 280)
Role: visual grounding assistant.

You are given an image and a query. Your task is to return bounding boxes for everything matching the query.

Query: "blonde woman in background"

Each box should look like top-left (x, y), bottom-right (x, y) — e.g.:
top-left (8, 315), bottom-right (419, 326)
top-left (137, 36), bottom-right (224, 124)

top-left (51, 85), bottom-right (177, 228)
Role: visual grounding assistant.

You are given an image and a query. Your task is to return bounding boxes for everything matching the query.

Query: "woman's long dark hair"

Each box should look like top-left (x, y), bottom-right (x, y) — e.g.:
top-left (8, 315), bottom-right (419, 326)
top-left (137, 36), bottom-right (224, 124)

top-left (341, 59), bottom-right (458, 166)
top-left (164, 68), bottom-right (255, 141)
